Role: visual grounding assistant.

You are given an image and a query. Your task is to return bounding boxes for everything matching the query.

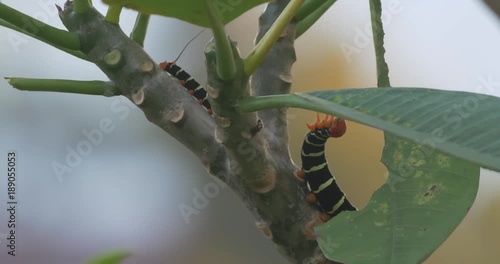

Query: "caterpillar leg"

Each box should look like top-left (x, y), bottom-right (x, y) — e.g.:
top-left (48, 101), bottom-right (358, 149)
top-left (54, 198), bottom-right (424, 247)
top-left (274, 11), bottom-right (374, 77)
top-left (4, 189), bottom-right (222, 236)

top-left (305, 192), bottom-right (317, 204)
top-left (295, 168), bottom-right (305, 180)
top-left (319, 213), bottom-right (331, 223)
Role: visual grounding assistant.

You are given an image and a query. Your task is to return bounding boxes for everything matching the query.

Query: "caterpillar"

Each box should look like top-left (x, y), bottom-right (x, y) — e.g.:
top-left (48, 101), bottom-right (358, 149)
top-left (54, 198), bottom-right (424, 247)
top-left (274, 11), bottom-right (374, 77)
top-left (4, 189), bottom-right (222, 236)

top-left (159, 29), bottom-right (212, 116)
top-left (159, 60), bottom-right (212, 116)
top-left (298, 114), bottom-right (357, 222)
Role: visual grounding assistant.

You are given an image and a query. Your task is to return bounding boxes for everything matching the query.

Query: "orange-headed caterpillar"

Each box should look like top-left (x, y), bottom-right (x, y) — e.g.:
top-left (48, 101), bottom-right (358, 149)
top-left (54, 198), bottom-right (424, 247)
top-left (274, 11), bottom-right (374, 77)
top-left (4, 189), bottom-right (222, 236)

top-left (299, 114), bottom-right (356, 222)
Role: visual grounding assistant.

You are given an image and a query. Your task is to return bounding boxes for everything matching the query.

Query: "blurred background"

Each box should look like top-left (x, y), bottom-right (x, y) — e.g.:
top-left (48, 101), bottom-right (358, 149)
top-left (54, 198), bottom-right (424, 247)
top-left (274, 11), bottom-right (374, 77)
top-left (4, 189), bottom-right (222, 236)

top-left (0, 0), bottom-right (499, 263)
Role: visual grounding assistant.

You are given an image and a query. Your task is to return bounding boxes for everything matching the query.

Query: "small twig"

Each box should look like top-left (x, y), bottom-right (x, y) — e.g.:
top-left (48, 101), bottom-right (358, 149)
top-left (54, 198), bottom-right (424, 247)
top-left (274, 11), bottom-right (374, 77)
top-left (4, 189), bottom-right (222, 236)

top-left (105, 5), bottom-right (123, 24)
top-left (244, 0), bottom-right (304, 76)
top-left (204, 0), bottom-right (236, 80)
top-left (369, 0), bottom-right (391, 87)
top-left (5, 78), bottom-right (120, 96)
top-left (130, 13), bottom-right (150, 47)
top-left (0, 18), bottom-right (89, 61)
top-left (73, 0), bottom-right (92, 14)
top-left (0, 2), bottom-right (81, 51)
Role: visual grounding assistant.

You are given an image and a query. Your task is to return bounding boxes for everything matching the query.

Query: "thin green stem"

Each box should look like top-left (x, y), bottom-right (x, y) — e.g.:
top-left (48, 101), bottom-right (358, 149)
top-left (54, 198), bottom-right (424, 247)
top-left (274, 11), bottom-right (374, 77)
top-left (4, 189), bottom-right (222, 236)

top-left (0, 3), bottom-right (81, 51)
top-left (237, 94), bottom-right (290, 113)
top-left (204, 0), bottom-right (236, 80)
top-left (295, 0), bottom-right (337, 39)
top-left (244, 0), bottom-right (304, 76)
top-left (130, 13), bottom-right (150, 47)
top-left (0, 18), bottom-right (90, 62)
top-left (73, 0), bottom-right (92, 14)
top-left (105, 5), bottom-right (123, 24)
top-left (369, 0), bottom-right (391, 87)
top-left (295, 0), bottom-right (329, 21)
top-left (5, 78), bottom-right (120, 96)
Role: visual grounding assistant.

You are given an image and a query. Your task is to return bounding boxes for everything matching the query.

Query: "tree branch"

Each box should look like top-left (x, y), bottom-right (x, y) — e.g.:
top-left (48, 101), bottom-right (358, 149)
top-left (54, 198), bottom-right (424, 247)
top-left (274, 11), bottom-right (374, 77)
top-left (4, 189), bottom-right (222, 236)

top-left (58, 1), bottom-right (222, 172)
top-left (484, 0), bottom-right (500, 18)
top-left (249, 1), bottom-right (340, 263)
top-left (252, 2), bottom-right (297, 169)
top-left (205, 39), bottom-right (276, 193)
top-left (0, 2), bottom-right (81, 51)
top-left (57, 1), bottom-right (336, 263)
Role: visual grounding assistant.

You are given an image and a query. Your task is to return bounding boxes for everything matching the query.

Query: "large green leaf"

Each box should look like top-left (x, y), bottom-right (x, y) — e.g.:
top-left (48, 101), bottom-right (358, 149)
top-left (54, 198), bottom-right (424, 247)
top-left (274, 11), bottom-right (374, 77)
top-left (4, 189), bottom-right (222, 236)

top-left (237, 87), bottom-right (500, 172)
top-left (101, 0), bottom-right (271, 27)
top-left (316, 134), bottom-right (479, 263)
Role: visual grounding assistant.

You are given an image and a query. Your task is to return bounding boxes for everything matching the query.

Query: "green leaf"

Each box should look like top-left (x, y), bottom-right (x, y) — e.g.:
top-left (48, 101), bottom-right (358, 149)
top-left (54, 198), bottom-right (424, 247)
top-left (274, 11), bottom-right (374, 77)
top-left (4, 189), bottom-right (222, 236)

top-left (86, 250), bottom-right (130, 264)
top-left (101, 0), bottom-right (271, 27)
top-left (315, 2), bottom-right (479, 263)
top-left (236, 87), bottom-right (500, 172)
top-left (316, 135), bottom-right (479, 264)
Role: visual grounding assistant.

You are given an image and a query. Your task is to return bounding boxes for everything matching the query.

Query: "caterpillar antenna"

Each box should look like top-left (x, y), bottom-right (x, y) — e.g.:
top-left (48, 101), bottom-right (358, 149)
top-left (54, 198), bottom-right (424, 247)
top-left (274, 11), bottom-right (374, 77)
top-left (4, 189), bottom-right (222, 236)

top-left (173, 28), bottom-right (206, 62)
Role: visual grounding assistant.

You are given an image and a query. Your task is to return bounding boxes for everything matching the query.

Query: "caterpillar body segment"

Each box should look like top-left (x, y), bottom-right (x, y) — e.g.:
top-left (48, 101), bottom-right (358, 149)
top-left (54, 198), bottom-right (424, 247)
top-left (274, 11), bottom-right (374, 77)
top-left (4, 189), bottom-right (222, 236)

top-left (300, 114), bottom-right (356, 222)
top-left (160, 61), bottom-right (212, 116)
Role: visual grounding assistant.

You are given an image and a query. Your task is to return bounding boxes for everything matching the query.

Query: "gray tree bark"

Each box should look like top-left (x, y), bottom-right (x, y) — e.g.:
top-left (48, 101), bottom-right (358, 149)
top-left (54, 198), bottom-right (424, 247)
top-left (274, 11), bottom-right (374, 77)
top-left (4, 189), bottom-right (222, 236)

top-left (58, 0), bottom-right (338, 263)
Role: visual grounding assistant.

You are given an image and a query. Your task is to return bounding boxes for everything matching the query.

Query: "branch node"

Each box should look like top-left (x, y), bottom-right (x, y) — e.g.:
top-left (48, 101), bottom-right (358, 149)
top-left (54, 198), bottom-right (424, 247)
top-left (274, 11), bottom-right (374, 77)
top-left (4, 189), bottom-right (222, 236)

top-left (250, 118), bottom-right (264, 137)
top-left (206, 83), bottom-right (219, 99)
top-left (215, 116), bottom-right (231, 128)
top-left (279, 73), bottom-right (293, 84)
top-left (131, 88), bottom-right (145, 105)
top-left (295, 168), bottom-right (305, 180)
top-left (164, 102), bottom-right (185, 123)
top-left (242, 118), bottom-right (263, 139)
top-left (249, 168), bottom-right (277, 193)
top-left (214, 127), bottom-right (225, 144)
top-left (140, 60), bottom-right (155, 72)
top-left (256, 221), bottom-right (274, 240)
top-left (103, 49), bottom-right (123, 67)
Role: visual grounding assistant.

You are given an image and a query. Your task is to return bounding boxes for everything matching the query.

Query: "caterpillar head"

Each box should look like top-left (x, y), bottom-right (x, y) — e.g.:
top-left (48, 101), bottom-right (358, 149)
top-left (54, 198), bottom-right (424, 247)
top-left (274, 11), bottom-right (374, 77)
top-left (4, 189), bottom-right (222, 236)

top-left (307, 113), bottom-right (347, 138)
top-left (159, 61), bottom-right (175, 70)
top-left (329, 117), bottom-right (347, 138)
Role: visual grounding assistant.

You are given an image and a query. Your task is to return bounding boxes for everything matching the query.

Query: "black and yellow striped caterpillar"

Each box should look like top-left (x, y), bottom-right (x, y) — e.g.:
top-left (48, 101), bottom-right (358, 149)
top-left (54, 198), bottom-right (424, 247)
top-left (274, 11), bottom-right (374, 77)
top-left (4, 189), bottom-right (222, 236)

top-left (159, 60), bottom-right (212, 116)
top-left (297, 114), bottom-right (357, 222)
